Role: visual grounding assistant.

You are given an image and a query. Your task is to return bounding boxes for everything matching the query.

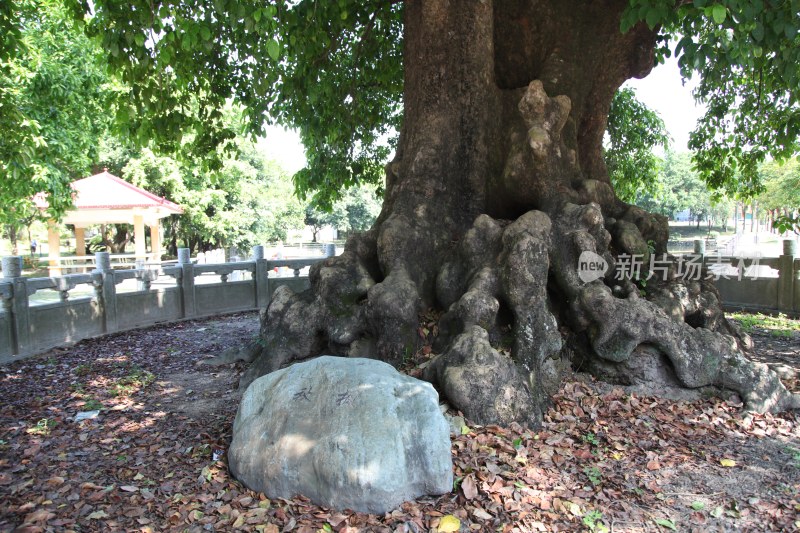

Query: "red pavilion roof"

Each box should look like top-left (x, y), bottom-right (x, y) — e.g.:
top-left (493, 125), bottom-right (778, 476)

top-left (34, 170), bottom-right (183, 214)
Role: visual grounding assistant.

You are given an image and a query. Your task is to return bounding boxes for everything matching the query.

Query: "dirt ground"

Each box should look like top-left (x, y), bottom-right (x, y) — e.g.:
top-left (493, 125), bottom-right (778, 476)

top-left (0, 312), bottom-right (798, 532)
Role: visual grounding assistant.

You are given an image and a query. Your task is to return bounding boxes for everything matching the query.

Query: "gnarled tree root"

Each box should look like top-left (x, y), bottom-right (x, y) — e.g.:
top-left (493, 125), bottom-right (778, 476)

top-left (551, 202), bottom-right (800, 414)
top-left (236, 77), bottom-right (797, 425)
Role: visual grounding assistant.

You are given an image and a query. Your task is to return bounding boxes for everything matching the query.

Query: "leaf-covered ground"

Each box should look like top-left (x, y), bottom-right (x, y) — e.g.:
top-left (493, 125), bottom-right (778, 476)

top-left (0, 312), bottom-right (798, 532)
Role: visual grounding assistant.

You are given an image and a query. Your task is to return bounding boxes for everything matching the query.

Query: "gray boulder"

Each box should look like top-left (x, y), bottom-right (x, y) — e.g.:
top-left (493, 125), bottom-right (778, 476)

top-left (228, 356), bottom-right (453, 514)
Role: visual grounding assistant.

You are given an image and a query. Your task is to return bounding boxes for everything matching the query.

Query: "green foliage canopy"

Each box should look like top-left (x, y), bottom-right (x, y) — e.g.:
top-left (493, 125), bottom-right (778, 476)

top-left (66, 0), bottom-right (403, 209)
top-left (78, 0), bottom-right (797, 205)
top-left (4, 0), bottom-right (798, 213)
top-left (0, 1), bottom-right (117, 224)
top-left (622, 0), bottom-right (800, 198)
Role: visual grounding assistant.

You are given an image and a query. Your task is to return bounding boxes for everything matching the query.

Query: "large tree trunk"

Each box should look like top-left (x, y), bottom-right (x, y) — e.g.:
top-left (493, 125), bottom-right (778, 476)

top-left (238, 0), bottom-right (798, 425)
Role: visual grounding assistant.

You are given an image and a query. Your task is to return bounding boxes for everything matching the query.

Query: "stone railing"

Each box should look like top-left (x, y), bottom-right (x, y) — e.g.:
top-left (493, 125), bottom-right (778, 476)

top-left (698, 238), bottom-right (799, 316)
top-left (0, 245), bottom-right (330, 364)
top-left (0, 238), bottom-right (796, 365)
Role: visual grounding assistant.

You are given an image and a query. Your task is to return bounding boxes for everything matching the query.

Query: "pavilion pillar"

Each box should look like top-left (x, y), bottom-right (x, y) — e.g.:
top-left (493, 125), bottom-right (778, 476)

top-left (47, 220), bottom-right (61, 276)
top-left (75, 227), bottom-right (86, 256)
top-left (133, 214), bottom-right (146, 261)
top-left (150, 222), bottom-right (161, 261)
top-left (74, 227), bottom-right (87, 273)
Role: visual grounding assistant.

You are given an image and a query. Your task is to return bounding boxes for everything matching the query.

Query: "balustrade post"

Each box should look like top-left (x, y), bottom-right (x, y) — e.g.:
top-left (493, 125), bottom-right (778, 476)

top-left (93, 252), bottom-right (117, 333)
top-left (252, 245), bottom-right (270, 308)
top-left (693, 239), bottom-right (706, 256)
top-left (2, 256), bottom-right (30, 354)
top-left (135, 259), bottom-right (148, 291)
top-left (778, 239), bottom-right (797, 313)
top-left (0, 281), bottom-right (13, 358)
top-left (178, 248), bottom-right (196, 318)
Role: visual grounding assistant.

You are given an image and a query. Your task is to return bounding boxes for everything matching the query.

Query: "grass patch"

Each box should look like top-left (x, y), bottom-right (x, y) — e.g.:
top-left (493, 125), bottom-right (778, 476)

top-left (109, 365), bottom-right (155, 397)
top-left (787, 447), bottom-right (800, 469)
top-left (74, 363), bottom-right (94, 376)
top-left (81, 398), bottom-right (104, 411)
top-left (729, 312), bottom-right (800, 336)
top-left (26, 418), bottom-right (57, 436)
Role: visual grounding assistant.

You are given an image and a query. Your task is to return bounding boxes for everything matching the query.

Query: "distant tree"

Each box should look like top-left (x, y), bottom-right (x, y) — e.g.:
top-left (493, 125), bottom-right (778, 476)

top-left (304, 203), bottom-right (348, 243)
top-left (709, 196), bottom-right (734, 232)
top-left (757, 159), bottom-right (800, 235)
top-left (221, 142), bottom-right (306, 248)
top-left (634, 152), bottom-right (706, 221)
top-left (303, 185), bottom-right (381, 242)
top-left (0, 1), bottom-right (121, 254)
top-left (340, 185), bottom-right (383, 235)
top-left (99, 134), bottom-right (305, 254)
top-left (605, 88), bottom-right (670, 202)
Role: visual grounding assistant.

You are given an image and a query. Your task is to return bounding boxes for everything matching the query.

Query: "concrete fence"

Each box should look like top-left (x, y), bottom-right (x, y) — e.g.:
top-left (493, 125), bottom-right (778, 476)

top-left (0, 245), bottom-right (330, 364)
top-left (705, 238), bottom-right (799, 316)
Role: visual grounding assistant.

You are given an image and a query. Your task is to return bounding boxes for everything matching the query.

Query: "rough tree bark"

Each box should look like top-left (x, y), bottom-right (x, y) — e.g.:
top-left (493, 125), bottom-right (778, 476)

top-left (232, 0), bottom-right (798, 426)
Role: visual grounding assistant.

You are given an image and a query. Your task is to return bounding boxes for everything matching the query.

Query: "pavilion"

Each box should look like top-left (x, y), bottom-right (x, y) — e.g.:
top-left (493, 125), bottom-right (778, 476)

top-left (35, 170), bottom-right (183, 274)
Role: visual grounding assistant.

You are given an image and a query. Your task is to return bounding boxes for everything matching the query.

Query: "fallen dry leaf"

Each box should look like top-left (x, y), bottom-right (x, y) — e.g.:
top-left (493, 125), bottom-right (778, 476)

top-left (0, 311), bottom-right (797, 533)
top-left (437, 514), bottom-right (461, 532)
top-left (86, 510), bottom-right (109, 520)
top-left (461, 474), bottom-right (478, 500)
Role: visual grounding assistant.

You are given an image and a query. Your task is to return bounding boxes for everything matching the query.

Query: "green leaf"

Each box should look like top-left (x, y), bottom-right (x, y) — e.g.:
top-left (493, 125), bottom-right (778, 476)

top-left (711, 4), bottom-right (727, 24)
top-left (267, 39), bottom-right (280, 60)
top-left (752, 22), bottom-right (765, 41)
top-left (645, 8), bottom-right (662, 29)
top-left (460, 425), bottom-right (470, 435)
top-left (690, 501), bottom-right (705, 511)
top-left (655, 519), bottom-right (677, 530)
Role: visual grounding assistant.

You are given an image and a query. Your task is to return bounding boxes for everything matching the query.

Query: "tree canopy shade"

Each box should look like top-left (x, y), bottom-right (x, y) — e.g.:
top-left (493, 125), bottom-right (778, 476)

top-left (33, 0), bottom-right (800, 427)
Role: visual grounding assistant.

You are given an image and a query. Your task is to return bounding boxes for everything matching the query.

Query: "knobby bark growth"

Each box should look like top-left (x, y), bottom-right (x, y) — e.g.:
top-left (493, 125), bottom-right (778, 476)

top-left (231, 0), bottom-right (798, 426)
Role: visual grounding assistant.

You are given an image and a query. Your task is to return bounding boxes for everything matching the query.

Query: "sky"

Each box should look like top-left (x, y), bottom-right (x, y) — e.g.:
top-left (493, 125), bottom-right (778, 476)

top-left (257, 127), bottom-right (307, 174)
top-left (625, 55), bottom-right (706, 153)
top-left (257, 55), bottom-right (703, 173)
